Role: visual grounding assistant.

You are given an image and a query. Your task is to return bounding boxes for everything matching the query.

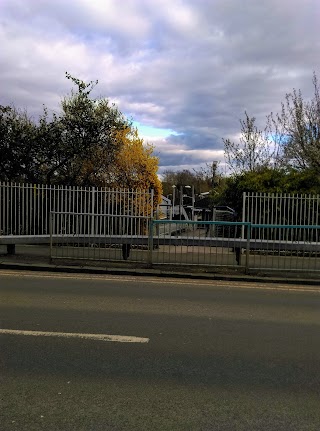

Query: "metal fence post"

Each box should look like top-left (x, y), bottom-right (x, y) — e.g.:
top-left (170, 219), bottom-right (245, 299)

top-left (245, 222), bottom-right (251, 274)
top-left (49, 211), bottom-right (53, 261)
top-left (148, 217), bottom-right (154, 266)
top-left (91, 187), bottom-right (95, 238)
top-left (242, 192), bottom-right (246, 239)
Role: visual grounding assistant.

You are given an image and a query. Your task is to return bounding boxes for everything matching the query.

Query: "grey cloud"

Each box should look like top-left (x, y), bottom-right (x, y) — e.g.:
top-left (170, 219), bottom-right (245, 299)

top-left (165, 132), bottom-right (221, 152)
top-left (1, 0), bottom-right (319, 173)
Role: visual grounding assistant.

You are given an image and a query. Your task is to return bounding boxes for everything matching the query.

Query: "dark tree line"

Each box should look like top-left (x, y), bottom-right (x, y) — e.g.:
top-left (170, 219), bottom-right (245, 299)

top-left (0, 73), bottom-right (129, 186)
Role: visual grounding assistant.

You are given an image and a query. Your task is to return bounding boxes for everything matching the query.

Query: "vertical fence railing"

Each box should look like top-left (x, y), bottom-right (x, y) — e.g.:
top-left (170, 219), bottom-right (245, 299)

top-left (49, 212), bottom-right (152, 263)
top-left (2, 183), bottom-right (319, 275)
top-left (49, 216), bottom-right (251, 268)
top-left (0, 182), bottom-right (154, 237)
top-left (151, 220), bottom-right (320, 273)
top-left (150, 219), bottom-right (250, 270)
top-left (249, 223), bottom-right (320, 273)
top-left (243, 192), bottom-right (320, 241)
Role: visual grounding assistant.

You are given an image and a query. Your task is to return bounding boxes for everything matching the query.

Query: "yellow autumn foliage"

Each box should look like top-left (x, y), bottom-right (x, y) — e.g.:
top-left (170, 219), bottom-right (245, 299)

top-left (111, 126), bottom-right (162, 205)
top-left (75, 125), bottom-right (162, 213)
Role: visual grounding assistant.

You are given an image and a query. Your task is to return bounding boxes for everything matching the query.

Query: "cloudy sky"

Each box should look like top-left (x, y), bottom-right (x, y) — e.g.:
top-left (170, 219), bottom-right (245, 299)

top-left (1, 0), bottom-right (319, 176)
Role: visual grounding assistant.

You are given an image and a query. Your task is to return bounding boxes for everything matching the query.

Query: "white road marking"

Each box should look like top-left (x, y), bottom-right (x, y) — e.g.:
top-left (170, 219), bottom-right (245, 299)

top-left (0, 328), bottom-right (149, 343)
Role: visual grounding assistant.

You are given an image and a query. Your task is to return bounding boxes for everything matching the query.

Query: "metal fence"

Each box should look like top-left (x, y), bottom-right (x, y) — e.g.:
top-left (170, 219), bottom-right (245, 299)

top-left (0, 182), bottom-right (153, 236)
top-left (1, 183), bottom-right (320, 276)
top-left (249, 223), bottom-right (320, 273)
top-left (49, 215), bottom-right (319, 274)
top-left (49, 211), bottom-right (151, 263)
top-left (49, 216), bottom-right (247, 268)
top-left (150, 220), bottom-right (248, 269)
top-left (153, 220), bottom-right (320, 274)
top-left (242, 192), bottom-right (320, 241)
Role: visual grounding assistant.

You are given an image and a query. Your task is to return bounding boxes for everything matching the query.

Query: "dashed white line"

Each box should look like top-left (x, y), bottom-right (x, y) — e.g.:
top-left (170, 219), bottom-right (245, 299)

top-left (0, 328), bottom-right (149, 343)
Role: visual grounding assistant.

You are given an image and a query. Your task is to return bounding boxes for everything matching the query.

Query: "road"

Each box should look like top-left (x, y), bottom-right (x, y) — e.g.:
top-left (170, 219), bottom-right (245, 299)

top-left (1, 270), bottom-right (320, 431)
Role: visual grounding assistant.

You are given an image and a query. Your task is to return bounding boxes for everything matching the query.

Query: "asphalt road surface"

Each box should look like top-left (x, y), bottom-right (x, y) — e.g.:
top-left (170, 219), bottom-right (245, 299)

top-left (1, 270), bottom-right (320, 431)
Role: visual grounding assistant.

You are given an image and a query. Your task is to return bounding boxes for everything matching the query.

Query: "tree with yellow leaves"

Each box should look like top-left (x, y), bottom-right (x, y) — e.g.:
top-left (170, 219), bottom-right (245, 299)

top-left (77, 124), bottom-right (162, 214)
top-left (110, 126), bottom-right (162, 205)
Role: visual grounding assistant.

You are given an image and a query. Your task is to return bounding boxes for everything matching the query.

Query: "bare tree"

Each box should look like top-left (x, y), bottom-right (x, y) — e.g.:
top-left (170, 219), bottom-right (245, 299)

top-left (269, 72), bottom-right (320, 171)
top-left (223, 112), bottom-right (274, 174)
top-left (161, 164), bottom-right (219, 196)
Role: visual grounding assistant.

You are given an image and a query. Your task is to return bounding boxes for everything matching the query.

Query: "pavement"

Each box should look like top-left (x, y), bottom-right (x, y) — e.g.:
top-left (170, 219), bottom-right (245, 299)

top-left (1, 244), bottom-right (320, 286)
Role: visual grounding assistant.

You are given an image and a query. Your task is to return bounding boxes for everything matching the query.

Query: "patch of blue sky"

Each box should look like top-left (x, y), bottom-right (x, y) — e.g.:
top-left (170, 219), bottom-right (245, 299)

top-left (132, 121), bottom-right (181, 138)
top-left (266, 133), bottom-right (290, 144)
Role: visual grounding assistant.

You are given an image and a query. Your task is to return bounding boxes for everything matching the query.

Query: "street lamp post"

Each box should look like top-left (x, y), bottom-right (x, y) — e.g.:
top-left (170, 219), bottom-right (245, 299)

top-left (183, 185), bottom-right (195, 221)
top-left (172, 185), bottom-right (176, 218)
top-left (191, 185), bottom-right (195, 221)
top-left (179, 186), bottom-right (183, 217)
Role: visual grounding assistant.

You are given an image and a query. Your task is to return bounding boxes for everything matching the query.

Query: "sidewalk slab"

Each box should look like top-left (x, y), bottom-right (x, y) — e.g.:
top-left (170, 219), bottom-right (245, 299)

top-left (1, 244), bottom-right (320, 286)
top-left (1, 258), bottom-right (320, 288)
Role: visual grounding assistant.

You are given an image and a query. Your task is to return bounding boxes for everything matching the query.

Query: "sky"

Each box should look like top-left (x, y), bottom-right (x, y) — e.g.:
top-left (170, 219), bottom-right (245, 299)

top-left (1, 0), bottom-right (320, 176)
